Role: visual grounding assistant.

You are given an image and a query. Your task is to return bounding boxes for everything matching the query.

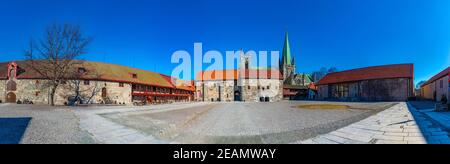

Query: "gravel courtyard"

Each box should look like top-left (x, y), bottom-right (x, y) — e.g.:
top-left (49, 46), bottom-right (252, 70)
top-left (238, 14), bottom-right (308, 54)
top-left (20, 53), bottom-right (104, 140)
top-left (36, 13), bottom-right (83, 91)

top-left (0, 104), bottom-right (95, 144)
top-left (0, 101), bottom-right (397, 144)
top-left (102, 101), bottom-right (396, 144)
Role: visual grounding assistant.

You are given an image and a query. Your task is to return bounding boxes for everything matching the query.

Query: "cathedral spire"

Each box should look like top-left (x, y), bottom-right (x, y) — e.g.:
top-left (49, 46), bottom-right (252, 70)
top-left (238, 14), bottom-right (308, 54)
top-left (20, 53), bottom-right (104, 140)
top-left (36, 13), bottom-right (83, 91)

top-left (282, 32), bottom-right (292, 66)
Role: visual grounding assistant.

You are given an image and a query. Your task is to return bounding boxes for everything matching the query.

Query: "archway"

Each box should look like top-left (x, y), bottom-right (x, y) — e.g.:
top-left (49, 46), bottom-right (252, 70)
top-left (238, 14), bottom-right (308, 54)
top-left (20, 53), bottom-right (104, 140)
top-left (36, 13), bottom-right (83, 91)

top-left (234, 91), bottom-right (241, 101)
top-left (6, 92), bottom-right (16, 103)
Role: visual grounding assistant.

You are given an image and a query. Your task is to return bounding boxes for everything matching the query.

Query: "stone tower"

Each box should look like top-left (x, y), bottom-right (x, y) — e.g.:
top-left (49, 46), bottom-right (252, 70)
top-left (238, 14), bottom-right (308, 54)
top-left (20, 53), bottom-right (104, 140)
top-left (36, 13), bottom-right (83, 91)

top-left (280, 32), bottom-right (295, 81)
top-left (239, 50), bottom-right (251, 71)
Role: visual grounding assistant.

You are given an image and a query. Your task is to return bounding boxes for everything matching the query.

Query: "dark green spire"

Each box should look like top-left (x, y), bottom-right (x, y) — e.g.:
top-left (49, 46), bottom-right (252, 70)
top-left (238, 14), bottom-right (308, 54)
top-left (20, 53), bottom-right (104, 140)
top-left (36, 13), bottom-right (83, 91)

top-left (282, 32), bottom-right (292, 65)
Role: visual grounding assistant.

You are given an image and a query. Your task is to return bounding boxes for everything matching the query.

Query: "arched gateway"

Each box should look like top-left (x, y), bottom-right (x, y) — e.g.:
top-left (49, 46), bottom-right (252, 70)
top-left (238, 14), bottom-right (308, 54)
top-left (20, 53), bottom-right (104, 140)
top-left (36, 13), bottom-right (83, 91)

top-left (6, 92), bottom-right (16, 103)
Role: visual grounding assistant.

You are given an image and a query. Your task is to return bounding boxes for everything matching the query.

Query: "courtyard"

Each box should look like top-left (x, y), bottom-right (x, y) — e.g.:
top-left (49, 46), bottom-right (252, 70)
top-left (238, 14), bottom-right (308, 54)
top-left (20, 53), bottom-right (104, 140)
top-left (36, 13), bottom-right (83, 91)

top-left (0, 101), bottom-right (449, 144)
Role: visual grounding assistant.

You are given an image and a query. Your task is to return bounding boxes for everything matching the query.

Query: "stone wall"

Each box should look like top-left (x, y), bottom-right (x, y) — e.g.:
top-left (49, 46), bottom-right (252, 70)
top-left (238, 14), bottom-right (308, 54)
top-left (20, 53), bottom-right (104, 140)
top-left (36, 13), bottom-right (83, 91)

top-left (2, 79), bottom-right (132, 105)
top-left (241, 79), bottom-right (283, 102)
top-left (196, 80), bottom-right (235, 102)
top-left (0, 80), bottom-right (5, 102)
top-left (195, 79), bottom-right (282, 102)
top-left (55, 80), bottom-right (132, 105)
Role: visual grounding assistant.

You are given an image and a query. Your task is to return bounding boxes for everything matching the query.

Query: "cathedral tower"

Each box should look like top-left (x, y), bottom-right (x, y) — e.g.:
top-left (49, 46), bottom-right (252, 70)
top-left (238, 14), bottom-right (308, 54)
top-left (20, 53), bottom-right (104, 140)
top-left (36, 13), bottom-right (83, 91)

top-left (280, 32), bottom-right (295, 81)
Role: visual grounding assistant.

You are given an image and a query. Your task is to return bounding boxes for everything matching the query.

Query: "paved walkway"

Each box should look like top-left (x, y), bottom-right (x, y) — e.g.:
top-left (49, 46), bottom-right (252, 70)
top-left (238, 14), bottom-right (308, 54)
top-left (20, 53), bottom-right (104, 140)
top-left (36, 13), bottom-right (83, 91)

top-left (74, 102), bottom-right (211, 144)
top-left (297, 102), bottom-right (450, 144)
top-left (423, 110), bottom-right (450, 130)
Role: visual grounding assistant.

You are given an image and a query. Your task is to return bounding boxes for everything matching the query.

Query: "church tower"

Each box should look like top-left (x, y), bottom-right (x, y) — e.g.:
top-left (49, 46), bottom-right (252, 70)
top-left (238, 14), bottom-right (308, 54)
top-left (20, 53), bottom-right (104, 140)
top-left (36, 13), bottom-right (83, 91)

top-left (280, 32), bottom-right (295, 81)
top-left (239, 50), bottom-right (251, 71)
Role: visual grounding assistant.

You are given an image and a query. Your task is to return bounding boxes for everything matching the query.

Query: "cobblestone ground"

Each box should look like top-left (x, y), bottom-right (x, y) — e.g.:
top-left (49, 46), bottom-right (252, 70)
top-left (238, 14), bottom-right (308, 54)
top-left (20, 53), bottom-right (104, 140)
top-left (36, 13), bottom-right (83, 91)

top-left (298, 103), bottom-right (450, 144)
top-left (0, 104), bottom-right (95, 144)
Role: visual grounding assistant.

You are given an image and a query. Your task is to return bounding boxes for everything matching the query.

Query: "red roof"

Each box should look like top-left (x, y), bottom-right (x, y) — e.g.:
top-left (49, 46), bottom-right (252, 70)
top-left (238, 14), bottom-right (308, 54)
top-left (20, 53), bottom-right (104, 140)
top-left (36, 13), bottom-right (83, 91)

top-left (308, 82), bottom-right (317, 90)
top-left (316, 64), bottom-right (414, 85)
top-left (422, 67), bottom-right (450, 87)
top-left (196, 69), bottom-right (282, 81)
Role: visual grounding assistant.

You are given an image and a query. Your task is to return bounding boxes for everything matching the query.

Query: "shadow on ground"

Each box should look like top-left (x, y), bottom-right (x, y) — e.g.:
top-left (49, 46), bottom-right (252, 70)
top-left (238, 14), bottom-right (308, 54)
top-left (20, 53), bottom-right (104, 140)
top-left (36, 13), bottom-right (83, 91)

top-left (407, 102), bottom-right (450, 144)
top-left (0, 117), bottom-right (32, 144)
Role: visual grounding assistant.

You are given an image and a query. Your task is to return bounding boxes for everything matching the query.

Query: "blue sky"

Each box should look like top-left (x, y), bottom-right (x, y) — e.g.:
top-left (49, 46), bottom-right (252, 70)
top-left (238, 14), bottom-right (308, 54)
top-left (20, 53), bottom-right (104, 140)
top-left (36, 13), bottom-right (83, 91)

top-left (0, 0), bottom-right (449, 84)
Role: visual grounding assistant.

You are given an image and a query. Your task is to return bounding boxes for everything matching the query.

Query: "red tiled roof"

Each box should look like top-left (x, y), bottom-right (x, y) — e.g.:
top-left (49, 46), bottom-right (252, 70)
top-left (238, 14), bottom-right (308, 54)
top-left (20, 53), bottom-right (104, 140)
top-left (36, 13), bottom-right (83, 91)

top-left (316, 64), bottom-right (414, 85)
top-left (196, 69), bottom-right (282, 81)
top-left (309, 82), bottom-right (317, 90)
top-left (422, 67), bottom-right (450, 87)
top-left (196, 70), bottom-right (239, 81)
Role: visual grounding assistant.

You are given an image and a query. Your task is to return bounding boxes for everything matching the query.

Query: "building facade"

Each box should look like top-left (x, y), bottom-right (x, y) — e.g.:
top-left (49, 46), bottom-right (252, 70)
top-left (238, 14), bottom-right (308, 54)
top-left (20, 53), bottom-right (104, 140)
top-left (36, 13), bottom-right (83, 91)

top-left (316, 64), bottom-right (414, 101)
top-left (195, 53), bottom-right (283, 102)
top-left (421, 67), bottom-right (449, 102)
top-left (0, 61), bottom-right (194, 105)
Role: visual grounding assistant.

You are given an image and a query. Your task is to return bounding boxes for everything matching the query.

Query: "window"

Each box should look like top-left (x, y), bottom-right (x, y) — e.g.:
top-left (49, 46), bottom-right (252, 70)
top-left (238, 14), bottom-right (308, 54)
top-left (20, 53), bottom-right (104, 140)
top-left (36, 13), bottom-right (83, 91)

top-left (78, 67), bottom-right (87, 74)
top-left (267, 86), bottom-right (270, 90)
top-left (248, 86), bottom-right (251, 90)
top-left (332, 84), bottom-right (349, 98)
top-left (119, 83), bottom-right (124, 87)
top-left (440, 80), bottom-right (443, 89)
top-left (84, 80), bottom-right (90, 85)
top-left (245, 61), bottom-right (249, 70)
top-left (132, 73), bottom-right (138, 79)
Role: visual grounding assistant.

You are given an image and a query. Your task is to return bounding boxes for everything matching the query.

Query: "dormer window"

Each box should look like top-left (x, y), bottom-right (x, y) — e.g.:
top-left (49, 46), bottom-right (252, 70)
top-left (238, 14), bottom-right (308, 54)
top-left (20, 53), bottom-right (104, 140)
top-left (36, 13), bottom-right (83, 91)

top-left (78, 67), bottom-right (87, 74)
top-left (132, 73), bottom-right (138, 79)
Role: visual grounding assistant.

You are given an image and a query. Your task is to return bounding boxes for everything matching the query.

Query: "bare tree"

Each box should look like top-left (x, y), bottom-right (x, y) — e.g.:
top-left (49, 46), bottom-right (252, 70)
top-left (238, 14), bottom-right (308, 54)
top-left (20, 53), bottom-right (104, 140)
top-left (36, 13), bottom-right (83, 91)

top-left (24, 24), bottom-right (91, 106)
top-left (65, 68), bottom-right (105, 106)
top-left (311, 67), bottom-right (339, 82)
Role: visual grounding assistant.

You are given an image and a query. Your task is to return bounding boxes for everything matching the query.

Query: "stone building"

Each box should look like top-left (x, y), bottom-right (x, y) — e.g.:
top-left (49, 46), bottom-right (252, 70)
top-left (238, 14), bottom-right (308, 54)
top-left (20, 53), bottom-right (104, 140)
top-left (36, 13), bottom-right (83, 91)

top-left (0, 61), bottom-right (194, 105)
top-left (421, 67), bottom-right (449, 102)
top-left (195, 53), bottom-right (283, 102)
top-left (316, 64), bottom-right (414, 101)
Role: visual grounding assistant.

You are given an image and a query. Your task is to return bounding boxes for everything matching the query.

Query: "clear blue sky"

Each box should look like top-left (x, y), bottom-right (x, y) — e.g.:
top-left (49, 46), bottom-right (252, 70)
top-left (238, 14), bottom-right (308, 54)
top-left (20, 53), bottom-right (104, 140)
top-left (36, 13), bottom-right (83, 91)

top-left (0, 0), bottom-right (449, 84)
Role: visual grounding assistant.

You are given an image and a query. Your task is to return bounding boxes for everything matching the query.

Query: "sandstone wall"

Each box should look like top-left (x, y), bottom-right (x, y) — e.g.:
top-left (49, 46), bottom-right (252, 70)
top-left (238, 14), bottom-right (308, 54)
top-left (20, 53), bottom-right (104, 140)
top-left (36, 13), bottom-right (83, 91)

top-left (241, 79), bottom-right (282, 102)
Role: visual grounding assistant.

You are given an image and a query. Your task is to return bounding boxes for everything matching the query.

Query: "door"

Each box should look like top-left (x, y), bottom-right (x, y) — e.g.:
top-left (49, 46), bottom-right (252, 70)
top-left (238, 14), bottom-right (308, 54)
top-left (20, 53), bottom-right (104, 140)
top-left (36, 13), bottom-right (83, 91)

top-left (6, 92), bottom-right (16, 103)
top-left (234, 91), bottom-right (241, 101)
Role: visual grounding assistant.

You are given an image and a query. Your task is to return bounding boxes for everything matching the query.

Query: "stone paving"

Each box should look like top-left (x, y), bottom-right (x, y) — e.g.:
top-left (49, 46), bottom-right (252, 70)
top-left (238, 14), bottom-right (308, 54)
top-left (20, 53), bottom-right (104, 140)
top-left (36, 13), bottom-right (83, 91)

top-left (297, 102), bottom-right (450, 144)
top-left (0, 104), bottom-right (95, 144)
top-left (3, 101), bottom-right (449, 144)
top-left (104, 101), bottom-right (390, 144)
top-left (74, 102), bottom-right (211, 144)
top-left (423, 111), bottom-right (450, 130)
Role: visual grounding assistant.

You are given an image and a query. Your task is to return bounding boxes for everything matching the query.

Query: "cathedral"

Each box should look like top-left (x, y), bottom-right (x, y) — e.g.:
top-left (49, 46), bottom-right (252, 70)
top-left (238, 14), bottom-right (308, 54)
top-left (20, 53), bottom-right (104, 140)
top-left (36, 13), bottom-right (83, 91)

top-left (194, 32), bottom-right (316, 102)
top-left (280, 32), bottom-right (316, 100)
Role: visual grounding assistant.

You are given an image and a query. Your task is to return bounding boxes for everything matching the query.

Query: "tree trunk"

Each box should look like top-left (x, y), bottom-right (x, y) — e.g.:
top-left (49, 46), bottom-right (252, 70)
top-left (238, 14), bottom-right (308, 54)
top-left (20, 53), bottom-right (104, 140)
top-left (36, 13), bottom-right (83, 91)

top-left (50, 86), bottom-right (57, 106)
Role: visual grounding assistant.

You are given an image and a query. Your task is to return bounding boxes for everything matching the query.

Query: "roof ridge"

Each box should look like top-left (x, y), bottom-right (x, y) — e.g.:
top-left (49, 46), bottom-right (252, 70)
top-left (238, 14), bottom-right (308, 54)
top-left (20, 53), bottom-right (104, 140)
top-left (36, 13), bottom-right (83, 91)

top-left (326, 63), bottom-right (413, 75)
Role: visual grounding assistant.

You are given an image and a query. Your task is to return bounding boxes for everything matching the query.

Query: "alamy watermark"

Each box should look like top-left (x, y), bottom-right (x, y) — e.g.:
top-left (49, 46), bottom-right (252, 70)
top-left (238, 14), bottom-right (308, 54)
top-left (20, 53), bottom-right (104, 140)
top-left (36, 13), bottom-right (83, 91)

top-left (171, 43), bottom-right (281, 86)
